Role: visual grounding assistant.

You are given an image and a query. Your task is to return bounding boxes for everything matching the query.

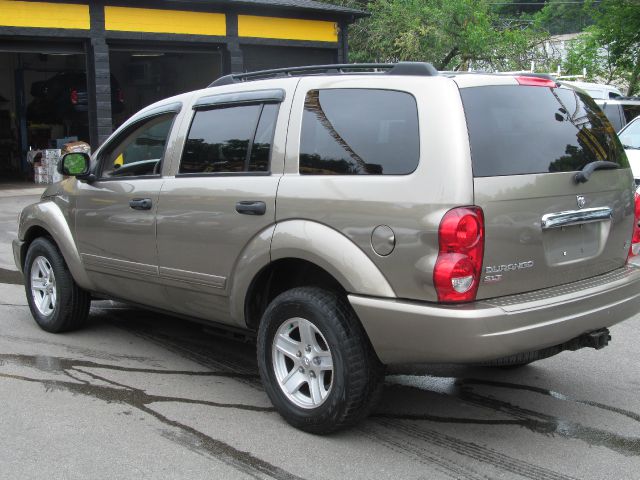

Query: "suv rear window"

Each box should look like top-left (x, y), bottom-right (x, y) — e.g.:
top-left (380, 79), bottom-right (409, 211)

top-left (461, 85), bottom-right (627, 177)
top-left (299, 89), bottom-right (419, 175)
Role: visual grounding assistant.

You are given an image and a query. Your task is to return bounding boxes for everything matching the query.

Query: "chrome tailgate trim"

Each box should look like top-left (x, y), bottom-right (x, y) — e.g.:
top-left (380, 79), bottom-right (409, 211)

top-left (541, 207), bottom-right (612, 230)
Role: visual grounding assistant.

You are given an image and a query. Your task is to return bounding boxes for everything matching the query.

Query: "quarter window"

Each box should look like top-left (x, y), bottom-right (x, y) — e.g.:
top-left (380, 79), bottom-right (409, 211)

top-left (299, 89), bottom-right (420, 175)
top-left (180, 103), bottom-right (278, 174)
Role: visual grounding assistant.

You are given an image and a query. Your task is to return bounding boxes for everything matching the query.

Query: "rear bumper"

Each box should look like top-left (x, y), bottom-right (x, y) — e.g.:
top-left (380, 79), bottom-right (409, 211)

top-left (350, 265), bottom-right (640, 365)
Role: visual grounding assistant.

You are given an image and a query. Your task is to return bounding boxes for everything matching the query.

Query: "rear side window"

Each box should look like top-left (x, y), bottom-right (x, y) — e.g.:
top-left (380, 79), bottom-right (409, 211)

top-left (461, 85), bottom-right (627, 177)
top-left (299, 89), bottom-right (419, 175)
top-left (180, 103), bottom-right (278, 174)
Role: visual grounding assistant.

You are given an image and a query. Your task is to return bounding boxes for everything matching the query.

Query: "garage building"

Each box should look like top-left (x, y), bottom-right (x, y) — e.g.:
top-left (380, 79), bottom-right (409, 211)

top-left (0, 0), bottom-right (363, 180)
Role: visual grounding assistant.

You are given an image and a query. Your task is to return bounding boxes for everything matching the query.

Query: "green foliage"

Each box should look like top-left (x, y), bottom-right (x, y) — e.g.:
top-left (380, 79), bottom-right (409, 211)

top-left (533, 0), bottom-right (594, 35)
top-left (325, 0), bottom-right (639, 92)
top-left (560, 0), bottom-right (640, 95)
top-left (333, 0), bottom-right (548, 71)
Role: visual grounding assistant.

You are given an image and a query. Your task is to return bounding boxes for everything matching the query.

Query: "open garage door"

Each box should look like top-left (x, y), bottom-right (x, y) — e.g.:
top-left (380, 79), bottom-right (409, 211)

top-left (109, 43), bottom-right (223, 128)
top-left (0, 40), bottom-right (88, 182)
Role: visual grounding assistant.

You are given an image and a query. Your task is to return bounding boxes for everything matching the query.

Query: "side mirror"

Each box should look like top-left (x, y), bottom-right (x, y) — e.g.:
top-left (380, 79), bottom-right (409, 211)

top-left (58, 152), bottom-right (90, 177)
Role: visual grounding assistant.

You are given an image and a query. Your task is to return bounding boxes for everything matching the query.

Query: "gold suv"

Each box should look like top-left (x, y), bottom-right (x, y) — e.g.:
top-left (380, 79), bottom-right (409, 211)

top-left (14, 63), bottom-right (640, 433)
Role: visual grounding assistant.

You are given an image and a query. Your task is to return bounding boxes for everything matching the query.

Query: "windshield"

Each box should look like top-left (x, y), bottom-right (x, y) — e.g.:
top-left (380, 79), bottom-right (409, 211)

top-left (620, 120), bottom-right (640, 149)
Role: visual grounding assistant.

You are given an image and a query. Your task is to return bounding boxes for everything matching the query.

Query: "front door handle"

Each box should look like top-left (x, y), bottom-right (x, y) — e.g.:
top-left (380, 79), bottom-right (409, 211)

top-left (129, 198), bottom-right (152, 210)
top-left (235, 201), bottom-right (266, 216)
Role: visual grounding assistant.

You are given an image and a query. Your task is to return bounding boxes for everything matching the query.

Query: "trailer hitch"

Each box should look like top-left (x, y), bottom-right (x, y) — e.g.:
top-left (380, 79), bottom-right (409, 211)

top-left (566, 328), bottom-right (611, 351)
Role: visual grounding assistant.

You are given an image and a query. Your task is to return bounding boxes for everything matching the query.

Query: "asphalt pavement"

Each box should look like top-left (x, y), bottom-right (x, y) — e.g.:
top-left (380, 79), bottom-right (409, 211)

top-left (0, 185), bottom-right (639, 479)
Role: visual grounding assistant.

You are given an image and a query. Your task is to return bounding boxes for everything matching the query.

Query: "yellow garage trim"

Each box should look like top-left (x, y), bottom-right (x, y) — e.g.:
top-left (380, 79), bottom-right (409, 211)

top-left (238, 15), bottom-right (337, 42)
top-left (0, 1), bottom-right (89, 30)
top-left (104, 6), bottom-right (226, 36)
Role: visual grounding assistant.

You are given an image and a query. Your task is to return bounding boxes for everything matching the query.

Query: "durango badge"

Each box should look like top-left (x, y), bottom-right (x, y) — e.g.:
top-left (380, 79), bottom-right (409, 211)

top-left (484, 260), bottom-right (534, 283)
top-left (485, 260), bottom-right (534, 274)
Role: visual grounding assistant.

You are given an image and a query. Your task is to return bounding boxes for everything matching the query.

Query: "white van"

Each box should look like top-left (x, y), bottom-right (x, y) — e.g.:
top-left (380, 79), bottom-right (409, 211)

top-left (562, 80), bottom-right (623, 99)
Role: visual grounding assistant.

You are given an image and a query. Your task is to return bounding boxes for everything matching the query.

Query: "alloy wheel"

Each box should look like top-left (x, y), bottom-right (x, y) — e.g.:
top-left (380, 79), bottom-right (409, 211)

top-left (272, 317), bottom-right (334, 409)
top-left (30, 256), bottom-right (57, 316)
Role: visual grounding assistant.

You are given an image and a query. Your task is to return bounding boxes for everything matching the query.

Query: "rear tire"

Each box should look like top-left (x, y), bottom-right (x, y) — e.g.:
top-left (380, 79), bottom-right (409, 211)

top-left (257, 287), bottom-right (384, 434)
top-left (24, 237), bottom-right (90, 333)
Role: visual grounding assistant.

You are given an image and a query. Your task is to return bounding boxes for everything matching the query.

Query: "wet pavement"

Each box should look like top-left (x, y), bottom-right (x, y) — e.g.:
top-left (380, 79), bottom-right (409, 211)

top-left (1, 187), bottom-right (639, 479)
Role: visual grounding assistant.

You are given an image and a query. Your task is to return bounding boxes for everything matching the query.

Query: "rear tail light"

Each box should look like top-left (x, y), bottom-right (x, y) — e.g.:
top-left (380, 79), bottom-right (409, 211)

top-left (515, 76), bottom-right (557, 88)
top-left (70, 88), bottom-right (78, 104)
top-left (434, 206), bottom-right (484, 303)
top-left (628, 191), bottom-right (640, 260)
top-left (118, 89), bottom-right (124, 103)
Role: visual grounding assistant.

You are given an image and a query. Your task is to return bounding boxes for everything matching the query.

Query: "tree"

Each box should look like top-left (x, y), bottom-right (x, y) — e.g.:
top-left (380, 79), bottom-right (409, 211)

top-left (331, 0), bottom-right (549, 71)
top-left (532, 0), bottom-right (594, 35)
top-left (563, 33), bottom-right (623, 85)
top-left (560, 0), bottom-right (640, 95)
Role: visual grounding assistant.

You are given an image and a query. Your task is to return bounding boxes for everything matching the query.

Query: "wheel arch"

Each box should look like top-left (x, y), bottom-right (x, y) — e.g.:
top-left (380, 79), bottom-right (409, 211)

top-left (19, 201), bottom-right (95, 291)
top-left (230, 219), bottom-right (395, 330)
top-left (243, 258), bottom-right (346, 331)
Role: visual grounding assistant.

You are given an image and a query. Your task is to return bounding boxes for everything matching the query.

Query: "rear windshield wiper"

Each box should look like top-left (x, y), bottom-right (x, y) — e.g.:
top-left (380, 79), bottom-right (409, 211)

top-left (574, 160), bottom-right (619, 183)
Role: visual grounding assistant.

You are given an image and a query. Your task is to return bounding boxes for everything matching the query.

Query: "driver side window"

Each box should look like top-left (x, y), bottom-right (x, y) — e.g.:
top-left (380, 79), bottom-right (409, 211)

top-left (100, 113), bottom-right (176, 178)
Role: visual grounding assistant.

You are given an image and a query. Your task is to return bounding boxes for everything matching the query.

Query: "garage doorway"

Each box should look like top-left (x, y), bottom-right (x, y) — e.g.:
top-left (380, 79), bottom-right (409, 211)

top-left (109, 43), bottom-right (223, 129)
top-left (0, 41), bottom-right (88, 182)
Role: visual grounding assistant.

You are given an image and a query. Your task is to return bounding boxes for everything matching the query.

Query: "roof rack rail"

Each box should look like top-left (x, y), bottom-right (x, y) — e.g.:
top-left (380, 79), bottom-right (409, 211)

top-left (209, 61), bottom-right (438, 87)
top-left (511, 72), bottom-right (556, 81)
top-left (441, 71), bottom-right (558, 81)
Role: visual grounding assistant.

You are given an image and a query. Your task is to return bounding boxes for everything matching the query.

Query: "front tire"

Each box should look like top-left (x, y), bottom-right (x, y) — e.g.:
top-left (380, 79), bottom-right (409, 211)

top-left (24, 237), bottom-right (90, 333)
top-left (257, 287), bottom-right (384, 434)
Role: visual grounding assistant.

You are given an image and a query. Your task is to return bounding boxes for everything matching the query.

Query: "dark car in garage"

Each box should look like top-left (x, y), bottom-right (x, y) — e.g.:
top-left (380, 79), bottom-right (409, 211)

top-left (27, 71), bottom-right (124, 124)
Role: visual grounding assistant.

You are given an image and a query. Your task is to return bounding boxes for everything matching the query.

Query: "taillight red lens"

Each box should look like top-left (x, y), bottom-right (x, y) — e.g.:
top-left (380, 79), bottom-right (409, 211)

top-left (628, 192), bottom-right (640, 260)
top-left (70, 88), bottom-right (78, 104)
top-left (515, 76), bottom-right (557, 88)
top-left (118, 89), bottom-right (124, 103)
top-left (434, 206), bottom-right (484, 303)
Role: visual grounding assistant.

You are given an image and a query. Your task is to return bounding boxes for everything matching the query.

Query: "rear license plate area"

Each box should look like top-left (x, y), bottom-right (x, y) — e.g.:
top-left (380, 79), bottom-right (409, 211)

top-left (543, 222), bottom-right (604, 265)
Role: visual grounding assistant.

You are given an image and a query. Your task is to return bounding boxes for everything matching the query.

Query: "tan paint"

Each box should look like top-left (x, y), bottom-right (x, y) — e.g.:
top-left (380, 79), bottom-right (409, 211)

top-left (270, 220), bottom-right (395, 298)
top-left (17, 201), bottom-right (95, 291)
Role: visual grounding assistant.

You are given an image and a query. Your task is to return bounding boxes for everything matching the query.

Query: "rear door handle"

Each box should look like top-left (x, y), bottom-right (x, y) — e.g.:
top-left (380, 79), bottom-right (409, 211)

top-left (129, 198), bottom-right (152, 210)
top-left (235, 201), bottom-right (266, 216)
top-left (541, 207), bottom-right (612, 230)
